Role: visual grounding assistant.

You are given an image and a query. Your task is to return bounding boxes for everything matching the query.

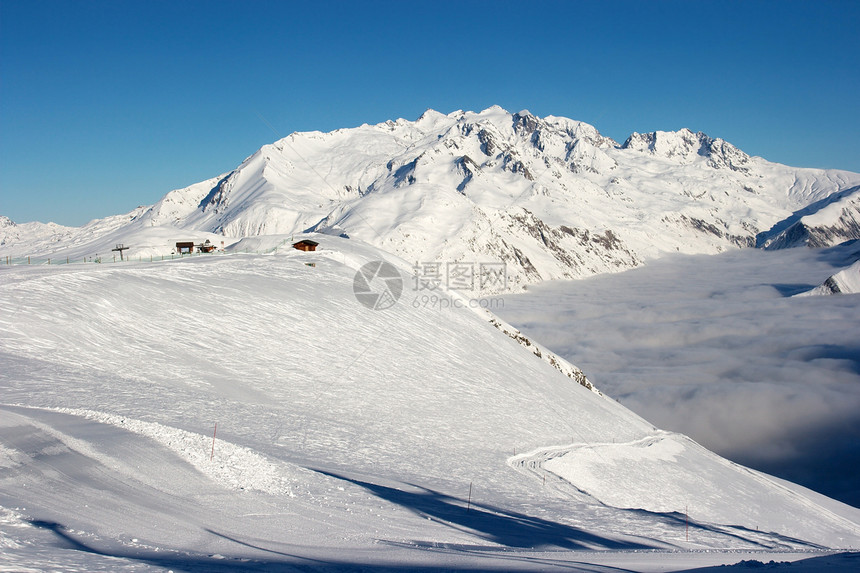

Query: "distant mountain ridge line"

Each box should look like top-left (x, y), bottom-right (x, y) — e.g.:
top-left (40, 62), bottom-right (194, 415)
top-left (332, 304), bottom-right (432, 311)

top-left (2, 106), bottom-right (860, 291)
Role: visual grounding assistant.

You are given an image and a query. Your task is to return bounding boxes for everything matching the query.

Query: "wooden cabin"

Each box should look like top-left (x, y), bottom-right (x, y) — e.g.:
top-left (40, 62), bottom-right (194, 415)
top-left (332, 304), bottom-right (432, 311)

top-left (175, 241), bottom-right (195, 254)
top-left (292, 240), bottom-right (319, 252)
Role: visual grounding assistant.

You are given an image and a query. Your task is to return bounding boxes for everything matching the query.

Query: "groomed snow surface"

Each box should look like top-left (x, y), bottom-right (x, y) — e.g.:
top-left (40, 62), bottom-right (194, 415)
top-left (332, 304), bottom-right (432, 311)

top-left (2, 237), bottom-right (859, 571)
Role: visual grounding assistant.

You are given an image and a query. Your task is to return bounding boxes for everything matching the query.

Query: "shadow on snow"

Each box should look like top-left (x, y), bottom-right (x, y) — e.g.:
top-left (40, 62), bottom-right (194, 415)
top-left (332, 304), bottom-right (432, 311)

top-left (314, 469), bottom-right (656, 551)
top-left (26, 470), bottom-right (826, 572)
top-left (316, 471), bottom-right (825, 553)
top-left (30, 518), bottom-right (584, 572)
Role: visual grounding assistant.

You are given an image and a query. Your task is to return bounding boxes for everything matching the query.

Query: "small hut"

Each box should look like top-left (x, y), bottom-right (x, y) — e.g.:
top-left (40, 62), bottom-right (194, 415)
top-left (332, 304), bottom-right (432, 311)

top-left (292, 240), bottom-right (319, 252)
top-left (197, 239), bottom-right (217, 253)
top-left (175, 241), bottom-right (195, 254)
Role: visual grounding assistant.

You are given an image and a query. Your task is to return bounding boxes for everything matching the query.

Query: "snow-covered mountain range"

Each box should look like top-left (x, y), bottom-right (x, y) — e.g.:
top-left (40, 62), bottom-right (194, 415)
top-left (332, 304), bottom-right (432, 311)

top-left (4, 106), bottom-right (860, 292)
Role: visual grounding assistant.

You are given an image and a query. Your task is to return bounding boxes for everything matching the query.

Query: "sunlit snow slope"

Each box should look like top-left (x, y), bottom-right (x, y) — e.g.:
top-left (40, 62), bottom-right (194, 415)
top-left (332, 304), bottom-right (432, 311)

top-left (800, 258), bottom-right (860, 295)
top-left (2, 237), bottom-right (859, 569)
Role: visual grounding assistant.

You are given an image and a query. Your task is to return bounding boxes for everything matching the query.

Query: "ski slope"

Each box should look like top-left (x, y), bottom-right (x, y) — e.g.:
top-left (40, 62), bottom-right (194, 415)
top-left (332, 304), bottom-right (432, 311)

top-left (2, 236), bottom-right (859, 570)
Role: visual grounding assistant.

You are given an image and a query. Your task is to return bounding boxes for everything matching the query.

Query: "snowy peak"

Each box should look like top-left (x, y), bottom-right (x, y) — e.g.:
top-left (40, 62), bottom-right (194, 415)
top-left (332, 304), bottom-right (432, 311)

top-left (0, 216), bottom-right (18, 247)
top-left (509, 109), bottom-right (616, 150)
top-left (622, 128), bottom-right (751, 172)
top-left (0, 216), bottom-right (73, 251)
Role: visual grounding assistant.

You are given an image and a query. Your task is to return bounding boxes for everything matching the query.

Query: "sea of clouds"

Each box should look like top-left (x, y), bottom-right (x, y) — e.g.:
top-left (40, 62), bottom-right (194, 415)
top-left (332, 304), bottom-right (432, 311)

top-left (500, 242), bottom-right (860, 507)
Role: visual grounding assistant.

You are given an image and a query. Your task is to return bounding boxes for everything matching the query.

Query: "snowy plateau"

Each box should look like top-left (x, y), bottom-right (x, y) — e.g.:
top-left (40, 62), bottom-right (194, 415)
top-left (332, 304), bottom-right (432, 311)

top-left (2, 107), bottom-right (860, 571)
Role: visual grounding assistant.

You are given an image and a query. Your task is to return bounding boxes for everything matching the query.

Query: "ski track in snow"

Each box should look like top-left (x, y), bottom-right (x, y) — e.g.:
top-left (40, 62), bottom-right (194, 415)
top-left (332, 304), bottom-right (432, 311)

top-left (508, 431), bottom-right (860, 546)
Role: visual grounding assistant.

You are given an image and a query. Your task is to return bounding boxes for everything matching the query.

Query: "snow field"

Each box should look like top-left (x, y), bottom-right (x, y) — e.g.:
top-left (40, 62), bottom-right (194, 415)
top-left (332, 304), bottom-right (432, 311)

top-left (2, 237), bottom-right (860, 570)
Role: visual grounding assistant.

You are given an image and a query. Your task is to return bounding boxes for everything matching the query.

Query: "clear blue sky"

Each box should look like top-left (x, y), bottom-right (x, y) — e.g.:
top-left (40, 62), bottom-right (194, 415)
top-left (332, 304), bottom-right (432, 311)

top-left (2, 0), bottom-right (858, 226)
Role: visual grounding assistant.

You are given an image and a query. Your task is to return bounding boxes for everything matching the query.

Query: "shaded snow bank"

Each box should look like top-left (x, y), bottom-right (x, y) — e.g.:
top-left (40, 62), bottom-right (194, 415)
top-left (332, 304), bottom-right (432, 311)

top-left (53, 408), bottom-right (298, 495)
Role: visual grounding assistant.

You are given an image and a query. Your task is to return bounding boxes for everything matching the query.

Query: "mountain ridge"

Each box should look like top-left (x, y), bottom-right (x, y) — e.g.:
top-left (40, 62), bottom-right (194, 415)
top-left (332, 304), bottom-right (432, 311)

top-left (3, 106), bottom-right (860, 292)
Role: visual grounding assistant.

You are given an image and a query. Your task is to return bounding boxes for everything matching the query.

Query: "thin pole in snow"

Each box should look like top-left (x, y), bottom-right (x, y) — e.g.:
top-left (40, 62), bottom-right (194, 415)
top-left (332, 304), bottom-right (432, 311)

top-left (211, 423), bottom-right (217, 461)
top-left (467, 482), bottom-right (472, 513)
top-left (686, 505), bottom-right (688, 541)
